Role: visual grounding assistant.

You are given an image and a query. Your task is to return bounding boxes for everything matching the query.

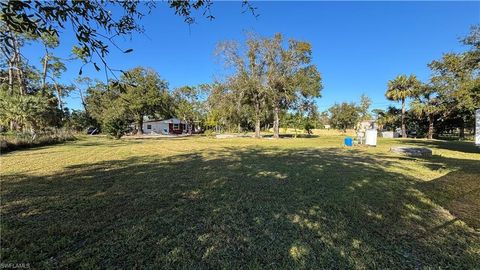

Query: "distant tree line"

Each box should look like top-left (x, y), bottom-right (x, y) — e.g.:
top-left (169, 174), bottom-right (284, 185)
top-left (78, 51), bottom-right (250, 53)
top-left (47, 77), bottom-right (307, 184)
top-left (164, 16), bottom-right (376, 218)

top-left (382, 25), bottom-right (479, 139)
top-left (0, 0), bottom-right (255, 140)
top-left (1, 0), bottom-right (478, 141)
top-left (82, 68), bottom-right (206, 139)
top-left (324, 26), bottom-right (479, 139)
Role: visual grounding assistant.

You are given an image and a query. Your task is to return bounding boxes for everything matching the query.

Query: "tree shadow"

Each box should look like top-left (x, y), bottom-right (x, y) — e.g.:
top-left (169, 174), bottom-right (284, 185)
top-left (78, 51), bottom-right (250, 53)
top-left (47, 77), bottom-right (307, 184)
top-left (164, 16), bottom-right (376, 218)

top-left (123, 136), bottom-right (192, 141)
top-left (70, 138), bottom-right (145, 148)
top-left (401, 139), bottom-right (480, 154)
top-left (0, 138), bottom-right (77, 155)
top-left (414, 155), bottom-right (480, 229)
top-left (1, 138), bottom-right (145, 157)
top-left (1, 147), bottom-right (479, 268)
top-left (262, 134), bottom-right (320, 139)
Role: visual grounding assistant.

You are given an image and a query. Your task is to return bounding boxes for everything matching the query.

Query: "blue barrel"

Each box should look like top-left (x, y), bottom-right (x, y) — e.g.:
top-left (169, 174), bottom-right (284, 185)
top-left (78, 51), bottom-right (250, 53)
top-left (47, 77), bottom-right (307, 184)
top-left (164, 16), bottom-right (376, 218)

top-left (344, 137), bottom-right (353, 147)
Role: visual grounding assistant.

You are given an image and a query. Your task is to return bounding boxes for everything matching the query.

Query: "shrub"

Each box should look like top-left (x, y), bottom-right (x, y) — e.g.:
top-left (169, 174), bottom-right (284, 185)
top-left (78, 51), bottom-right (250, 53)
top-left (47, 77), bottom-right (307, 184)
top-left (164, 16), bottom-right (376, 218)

top-left (304, 122), bottom-right (314, 135)
top-left (0, 129), bottom-right (76, 153)
top-left (203, 129), bottom-right (215, 137)
top-left (103, 116), bottom-right (130, 139)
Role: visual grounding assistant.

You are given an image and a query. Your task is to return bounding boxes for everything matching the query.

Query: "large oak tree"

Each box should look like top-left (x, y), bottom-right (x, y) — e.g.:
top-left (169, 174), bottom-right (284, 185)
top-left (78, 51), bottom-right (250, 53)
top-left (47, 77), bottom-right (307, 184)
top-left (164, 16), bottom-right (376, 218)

top-left (263, 34), bottom-right (323, 138)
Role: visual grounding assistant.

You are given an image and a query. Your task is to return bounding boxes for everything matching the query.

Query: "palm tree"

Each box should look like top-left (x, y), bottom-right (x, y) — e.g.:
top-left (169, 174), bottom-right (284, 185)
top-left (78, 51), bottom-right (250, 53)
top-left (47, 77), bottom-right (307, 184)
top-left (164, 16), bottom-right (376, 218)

top-left (410, 84), bottom-right (442, 140)
top-left (0, 91), bottom-right (50, 132)
top-left (385, 74), bottom-right (420, 138)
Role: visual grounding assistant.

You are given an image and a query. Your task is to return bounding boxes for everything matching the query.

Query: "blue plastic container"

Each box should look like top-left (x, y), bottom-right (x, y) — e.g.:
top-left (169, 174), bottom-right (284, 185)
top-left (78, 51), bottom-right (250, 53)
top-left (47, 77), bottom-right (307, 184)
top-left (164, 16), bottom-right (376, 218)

top-left (344, 137), bottom-right (353, 147)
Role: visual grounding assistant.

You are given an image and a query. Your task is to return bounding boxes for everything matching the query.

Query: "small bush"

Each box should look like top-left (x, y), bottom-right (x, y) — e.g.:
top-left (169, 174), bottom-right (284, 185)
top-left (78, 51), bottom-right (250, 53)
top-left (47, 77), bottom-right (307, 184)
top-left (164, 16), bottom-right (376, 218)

top-left (0, 129), bottom-right (76, 154)
top-left (103, 117), bottom-right (130, 139)
top-left (203, 129), bottom-right (215, 137)
top-left (304, 123), bottom-right (314, 135)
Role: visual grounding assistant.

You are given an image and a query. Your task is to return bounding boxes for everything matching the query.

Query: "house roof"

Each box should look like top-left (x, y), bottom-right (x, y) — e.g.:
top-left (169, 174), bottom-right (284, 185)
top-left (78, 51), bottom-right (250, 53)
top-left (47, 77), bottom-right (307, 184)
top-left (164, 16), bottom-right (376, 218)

top-left (143, 118), bottom-right (186, 124)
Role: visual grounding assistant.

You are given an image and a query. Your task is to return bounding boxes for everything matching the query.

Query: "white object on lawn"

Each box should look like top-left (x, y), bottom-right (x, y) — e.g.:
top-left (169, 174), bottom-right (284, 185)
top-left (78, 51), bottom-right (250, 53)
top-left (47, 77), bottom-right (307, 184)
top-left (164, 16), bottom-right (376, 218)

top-left (365, 129), bottom-right (377, 146)
top-left (381, 131), bottom-right (399, 138)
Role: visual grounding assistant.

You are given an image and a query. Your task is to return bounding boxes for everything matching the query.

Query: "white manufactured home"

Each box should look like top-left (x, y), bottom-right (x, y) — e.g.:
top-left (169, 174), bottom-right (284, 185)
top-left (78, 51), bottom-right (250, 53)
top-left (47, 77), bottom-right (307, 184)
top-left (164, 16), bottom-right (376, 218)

top-left (142, 118), bottom-right (188, 135)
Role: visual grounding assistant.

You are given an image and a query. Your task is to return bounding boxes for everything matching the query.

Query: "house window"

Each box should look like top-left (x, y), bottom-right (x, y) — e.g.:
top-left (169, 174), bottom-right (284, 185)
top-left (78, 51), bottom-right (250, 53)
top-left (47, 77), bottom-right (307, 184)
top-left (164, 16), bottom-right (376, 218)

top-left (173, 123), bottom-right (180, 130)
top-left (147, 124), bottom-right (152, 130)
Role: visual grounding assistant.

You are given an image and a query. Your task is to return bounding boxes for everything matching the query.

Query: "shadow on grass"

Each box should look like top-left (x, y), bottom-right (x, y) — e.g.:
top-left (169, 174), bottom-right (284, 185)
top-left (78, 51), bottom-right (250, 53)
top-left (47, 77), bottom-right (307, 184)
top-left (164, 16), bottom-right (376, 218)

top-left (73, 137), bottom-right (146, 147)
top-left (123, 136), bottom-right (193, 141)
top-left (1, 147), bottom-right (479, 268)
top-left (402, 139), bottom-right (480, 154)
top-left (415, 155), bottom-right (480, 229)
top-left (1, 137), bottom-right (145, 156)
top-left (0, 137), bottom-right (77, 155)
top-left (262, 134), bottom-right (320, 139)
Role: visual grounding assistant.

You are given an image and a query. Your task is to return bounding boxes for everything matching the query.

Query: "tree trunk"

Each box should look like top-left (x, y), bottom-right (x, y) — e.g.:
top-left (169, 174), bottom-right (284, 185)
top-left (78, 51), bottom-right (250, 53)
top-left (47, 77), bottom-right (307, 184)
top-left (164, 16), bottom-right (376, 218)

top-left (54, 82), bottom-right (63, 117)
top-left (10, 120), bottom-right (17, 131)
top-left (3, 28), bottom-right (16, 94)
top-left (253, 101), bottom-right (261, 138)
top-left (255, 118), bottom-right (261, 138)
top-left (427, 114), bottom-right (434, 140)
top-left (8, 58), bottom-right (13, 94)
top-left (42, 52), bottom-right (49, 90)
top-left (137, 117), bottom-right (144, 135)
top-left (273, 106), bottom-right (280, 138)
top-left (58, 94), bottom-right (64, 119)
top-left (13, 38), bottom-right (26, 95)
top-left (401, 99), bottom-right (406, 138)
top-left (16, 66), bottom-right (26, 95)
top-left (459, 117), bottom-right (465, 140)
top-left (236, 91), bottom-right (243, 133)
top-left (78, 88), bottom-right (88, 114)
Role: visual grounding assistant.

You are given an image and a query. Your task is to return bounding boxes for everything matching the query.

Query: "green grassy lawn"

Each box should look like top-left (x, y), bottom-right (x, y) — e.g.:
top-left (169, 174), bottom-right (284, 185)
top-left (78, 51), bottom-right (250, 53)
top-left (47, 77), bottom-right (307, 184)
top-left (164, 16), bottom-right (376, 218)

top-left (1, 135), bottom-right (479, 268)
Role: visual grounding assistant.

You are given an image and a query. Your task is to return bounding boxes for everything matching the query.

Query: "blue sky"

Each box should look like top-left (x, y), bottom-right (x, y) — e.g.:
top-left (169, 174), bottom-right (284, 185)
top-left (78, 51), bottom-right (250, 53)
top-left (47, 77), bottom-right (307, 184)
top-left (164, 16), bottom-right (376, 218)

top-left (22, 1), bottom-right (480, 112)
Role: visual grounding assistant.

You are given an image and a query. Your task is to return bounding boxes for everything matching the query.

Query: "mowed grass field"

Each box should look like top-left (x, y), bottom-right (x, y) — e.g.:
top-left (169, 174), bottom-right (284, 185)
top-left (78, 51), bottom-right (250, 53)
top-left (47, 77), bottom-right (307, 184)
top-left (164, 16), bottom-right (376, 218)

top-left (1, 135), bottom-right (479, 269)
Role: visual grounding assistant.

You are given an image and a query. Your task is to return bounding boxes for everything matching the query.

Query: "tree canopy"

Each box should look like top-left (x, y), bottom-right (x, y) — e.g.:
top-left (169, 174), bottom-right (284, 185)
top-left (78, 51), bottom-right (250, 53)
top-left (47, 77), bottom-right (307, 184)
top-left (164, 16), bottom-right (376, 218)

top-left (1, 0), bottom-right (256, 75)
top-left (328, 102), bottom-right (360, 132)
top-left (385, 74), bottom-right (421, 138)
top-left (0, 1), bottom-right (477, 142)
top-left (85, 67), bottom-right (172, 137)
top-left (213, 33), bottom-right (323, 138)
